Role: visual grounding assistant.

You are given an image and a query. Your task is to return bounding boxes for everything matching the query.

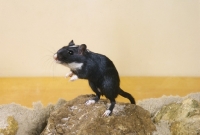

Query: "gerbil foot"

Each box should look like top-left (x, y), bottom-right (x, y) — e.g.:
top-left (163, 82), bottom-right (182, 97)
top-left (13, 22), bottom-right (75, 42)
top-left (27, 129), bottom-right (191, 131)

top-left (85, 100), bottom-right (96, 105)
top-left (69, 75), bottom-right (79, 81)
top-left (102, 110), bottom-right (111, 117)
top-left (65, 71), bottom-right (73, 78)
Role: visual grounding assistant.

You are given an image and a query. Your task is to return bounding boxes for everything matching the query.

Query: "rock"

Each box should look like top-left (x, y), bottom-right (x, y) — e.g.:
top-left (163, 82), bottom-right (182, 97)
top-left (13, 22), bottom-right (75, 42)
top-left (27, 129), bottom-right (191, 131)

top-left (0, 116), bottom-right (18, 135)
top-left (153, 98), bottom-right (200, 135)
top-left (41, 95), bottom-right (156, 135)
top-left (0, 101), bottom-right (63, 135)
top-left (138, 92), bottom-right (200, 117)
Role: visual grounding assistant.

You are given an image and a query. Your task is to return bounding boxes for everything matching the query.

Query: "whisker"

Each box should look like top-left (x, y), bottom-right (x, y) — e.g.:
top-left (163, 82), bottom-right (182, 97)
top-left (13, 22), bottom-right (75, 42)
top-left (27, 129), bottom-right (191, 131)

top-left (42, 46), bottom-right (59, 77)
top-left (42, 53), bottom-right (57, 77)
top-left (52, 61), bottom-right (56, 77)
top-left (42, 45), bottom-right (56, 54)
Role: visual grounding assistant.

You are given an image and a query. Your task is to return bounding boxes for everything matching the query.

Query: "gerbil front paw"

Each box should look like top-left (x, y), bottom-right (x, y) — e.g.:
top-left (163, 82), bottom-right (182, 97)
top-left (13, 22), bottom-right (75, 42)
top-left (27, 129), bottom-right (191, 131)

top-left (85, 100), bottom-right (96, 105)
top-left (69, 75), bottom-right (79, 81)
top-left (65, 71), bottom-right (73, 78)
top-left (102, 110), bottom-right (111, 117)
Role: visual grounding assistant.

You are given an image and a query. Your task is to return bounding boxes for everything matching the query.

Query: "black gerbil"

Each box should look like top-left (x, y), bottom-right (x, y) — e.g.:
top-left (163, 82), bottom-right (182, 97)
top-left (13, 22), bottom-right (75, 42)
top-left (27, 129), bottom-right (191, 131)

top-left (53, 40), bottom-right (135, 116)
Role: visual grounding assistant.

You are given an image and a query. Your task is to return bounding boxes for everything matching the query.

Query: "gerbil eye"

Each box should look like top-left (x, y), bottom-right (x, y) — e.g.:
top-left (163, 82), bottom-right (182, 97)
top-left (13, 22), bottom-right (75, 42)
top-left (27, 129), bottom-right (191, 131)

top-left (68, 50), bottom-right (74, 55)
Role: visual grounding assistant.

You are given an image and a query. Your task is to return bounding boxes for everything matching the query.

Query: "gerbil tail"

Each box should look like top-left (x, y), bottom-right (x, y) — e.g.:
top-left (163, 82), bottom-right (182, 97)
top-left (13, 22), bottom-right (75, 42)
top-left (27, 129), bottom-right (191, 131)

top-left (119, 88), bottom-right (136, 104)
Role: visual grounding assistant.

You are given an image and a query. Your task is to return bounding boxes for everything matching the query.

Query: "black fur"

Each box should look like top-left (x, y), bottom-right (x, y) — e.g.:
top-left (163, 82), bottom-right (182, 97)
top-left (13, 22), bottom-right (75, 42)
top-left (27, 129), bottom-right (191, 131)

top-left (54, 40), bottom-right (136, 115)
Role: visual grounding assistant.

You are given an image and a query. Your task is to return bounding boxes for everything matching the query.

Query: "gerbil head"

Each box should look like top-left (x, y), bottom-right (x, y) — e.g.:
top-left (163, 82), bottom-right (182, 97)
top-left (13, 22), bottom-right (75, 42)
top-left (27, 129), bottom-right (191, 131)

top-left (53, 40), bottom-right (87, 65)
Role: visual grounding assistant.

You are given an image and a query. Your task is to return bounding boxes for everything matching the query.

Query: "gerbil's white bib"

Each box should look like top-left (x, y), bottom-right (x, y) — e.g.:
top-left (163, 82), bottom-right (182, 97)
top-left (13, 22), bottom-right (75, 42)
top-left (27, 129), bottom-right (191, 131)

top-left (65, 62), bottom-right (83, 70)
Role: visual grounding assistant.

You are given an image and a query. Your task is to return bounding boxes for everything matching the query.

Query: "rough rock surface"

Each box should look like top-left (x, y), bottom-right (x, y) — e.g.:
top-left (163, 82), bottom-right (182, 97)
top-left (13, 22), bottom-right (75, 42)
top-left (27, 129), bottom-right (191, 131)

top-left (0, 116), bottom-right (18, 135)
top-left (41, 95), bottom-right (156, 135)
top-left (0, 98), bottom-right (68, 135)
top-left (153, 98), bottom-right (200, 135)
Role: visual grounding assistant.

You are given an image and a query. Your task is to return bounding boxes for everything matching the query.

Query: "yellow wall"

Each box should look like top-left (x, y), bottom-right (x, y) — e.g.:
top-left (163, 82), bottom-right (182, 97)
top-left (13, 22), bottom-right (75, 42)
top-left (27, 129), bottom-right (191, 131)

top-left (1, 77), bottom-right (200, 107)
top-left (0, 0), bottom-right (200, 77)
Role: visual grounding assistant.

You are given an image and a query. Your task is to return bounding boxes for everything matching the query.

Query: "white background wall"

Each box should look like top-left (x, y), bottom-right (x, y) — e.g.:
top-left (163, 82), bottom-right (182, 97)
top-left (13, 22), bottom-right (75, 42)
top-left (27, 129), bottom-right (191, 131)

top-left (0, 0), bottom-right (200, 77)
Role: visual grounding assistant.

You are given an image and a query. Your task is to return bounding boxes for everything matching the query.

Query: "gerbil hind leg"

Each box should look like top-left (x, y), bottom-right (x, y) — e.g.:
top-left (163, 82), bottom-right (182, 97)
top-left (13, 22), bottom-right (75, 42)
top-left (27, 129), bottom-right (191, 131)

top-left (119, 88), bottom-right (136, 104)
top-left (85, 81), bottom-right (101, 105)
top-left (85, 95), bottom-right (100, 105)
top-left (102, 99), bottom-right (116, 117)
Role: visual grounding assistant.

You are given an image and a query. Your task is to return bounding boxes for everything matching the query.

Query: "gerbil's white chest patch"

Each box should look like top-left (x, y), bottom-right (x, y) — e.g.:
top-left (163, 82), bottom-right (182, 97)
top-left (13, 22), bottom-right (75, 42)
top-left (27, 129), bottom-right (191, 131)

top-left (65, 62), bottom-right (83, 70)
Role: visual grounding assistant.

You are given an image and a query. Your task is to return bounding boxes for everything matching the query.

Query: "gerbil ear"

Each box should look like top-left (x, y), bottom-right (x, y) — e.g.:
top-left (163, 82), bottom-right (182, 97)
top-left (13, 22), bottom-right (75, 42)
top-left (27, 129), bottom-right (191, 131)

top-left (78, 44), bottom-right (87, 55)
top-left (68, 40), bottom-right (75, 46)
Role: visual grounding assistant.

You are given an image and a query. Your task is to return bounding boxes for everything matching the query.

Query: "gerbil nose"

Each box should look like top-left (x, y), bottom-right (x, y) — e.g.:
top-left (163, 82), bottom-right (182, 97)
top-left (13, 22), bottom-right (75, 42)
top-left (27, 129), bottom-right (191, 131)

top-left (53, 53), bottom-right (58, 60)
